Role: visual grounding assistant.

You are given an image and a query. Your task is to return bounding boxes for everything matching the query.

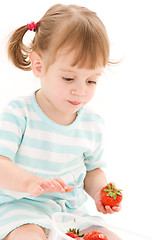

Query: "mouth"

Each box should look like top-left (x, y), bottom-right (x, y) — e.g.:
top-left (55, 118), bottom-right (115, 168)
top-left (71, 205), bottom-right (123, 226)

top-left (68, 100), bottom-right (81, 106)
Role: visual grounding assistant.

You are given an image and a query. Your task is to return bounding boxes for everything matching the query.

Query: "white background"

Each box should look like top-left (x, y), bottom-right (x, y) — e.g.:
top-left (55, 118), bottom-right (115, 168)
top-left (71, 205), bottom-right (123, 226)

top-left (0, 0), bottom-right (152, 238)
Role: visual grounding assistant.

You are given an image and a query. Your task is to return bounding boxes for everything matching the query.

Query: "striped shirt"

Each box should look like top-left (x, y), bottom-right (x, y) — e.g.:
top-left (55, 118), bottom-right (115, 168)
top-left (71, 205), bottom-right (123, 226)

top-left (0, 90), bottom-right (105, 239)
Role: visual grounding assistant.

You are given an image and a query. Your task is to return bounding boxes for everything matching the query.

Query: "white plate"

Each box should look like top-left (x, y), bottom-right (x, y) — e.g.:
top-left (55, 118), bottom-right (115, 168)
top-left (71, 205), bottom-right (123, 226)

top-left (48, 212), bottom-right (152, 240)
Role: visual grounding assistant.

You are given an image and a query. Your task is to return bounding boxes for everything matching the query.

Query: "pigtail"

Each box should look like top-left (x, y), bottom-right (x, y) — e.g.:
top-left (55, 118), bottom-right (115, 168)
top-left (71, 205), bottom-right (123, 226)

top-left (7, 4), bottom-right (113, 71)
top-left (7, 25), bottom-right (32, 71)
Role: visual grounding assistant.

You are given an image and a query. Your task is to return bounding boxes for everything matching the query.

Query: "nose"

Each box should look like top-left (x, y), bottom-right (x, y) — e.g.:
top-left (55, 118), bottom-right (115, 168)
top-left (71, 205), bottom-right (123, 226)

top-left (71, 89), bottom-right (86, 96)
top-left (70, 83), bottom-right (86, 97)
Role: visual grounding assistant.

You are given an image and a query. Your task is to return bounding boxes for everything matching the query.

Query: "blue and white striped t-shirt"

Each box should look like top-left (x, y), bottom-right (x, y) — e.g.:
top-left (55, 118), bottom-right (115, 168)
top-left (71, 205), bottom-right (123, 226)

top-left (0, 90), bottom-right (105, 238)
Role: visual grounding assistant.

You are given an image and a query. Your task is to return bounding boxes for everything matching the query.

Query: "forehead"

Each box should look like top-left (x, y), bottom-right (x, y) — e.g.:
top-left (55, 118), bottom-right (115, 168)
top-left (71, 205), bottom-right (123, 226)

top-left (53, 49), bottom-right (103, 75)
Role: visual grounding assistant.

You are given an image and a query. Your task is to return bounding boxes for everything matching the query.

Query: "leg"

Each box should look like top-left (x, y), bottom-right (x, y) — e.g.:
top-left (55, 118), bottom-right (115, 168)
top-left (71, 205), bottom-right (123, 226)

top-left (3, 224), bottom-right (47, 240)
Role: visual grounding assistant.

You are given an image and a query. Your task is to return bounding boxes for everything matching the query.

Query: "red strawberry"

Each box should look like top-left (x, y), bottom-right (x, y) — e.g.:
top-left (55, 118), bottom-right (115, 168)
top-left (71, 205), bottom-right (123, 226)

top-left (66, 232), bottom-right (79, 238)
top-left (83, 230), bottom-right (108, 240)
top-left (66, 228), bottom-right (84, 239)
top-left (101, 183), bottom-right (123, 207)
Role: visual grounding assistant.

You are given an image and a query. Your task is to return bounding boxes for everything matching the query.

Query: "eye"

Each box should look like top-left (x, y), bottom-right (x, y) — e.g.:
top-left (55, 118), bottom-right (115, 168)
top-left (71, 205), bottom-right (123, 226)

top-left (62, 77), bottom-right (74, 81)
top-left (87, 80), bottom-right (97, 85)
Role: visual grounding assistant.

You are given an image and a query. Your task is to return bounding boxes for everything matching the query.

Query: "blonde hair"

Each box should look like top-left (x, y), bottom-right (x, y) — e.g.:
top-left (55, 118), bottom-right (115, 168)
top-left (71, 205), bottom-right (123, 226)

top-left (8, 4), bottom-right (110, 71)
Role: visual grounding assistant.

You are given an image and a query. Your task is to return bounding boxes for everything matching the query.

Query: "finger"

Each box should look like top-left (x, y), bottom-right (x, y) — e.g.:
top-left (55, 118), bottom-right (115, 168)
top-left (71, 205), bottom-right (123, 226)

top-left (51, 179), bottom-right (66, 193)
top-left (30, 185), bottom-right (45, 197)
top-left (109, 182), bottom-right (116, 188)
top-left (54, 178), bottom-right (67, 189)
top-left (64, 185), bottom-right (74, 193)
top-left (112, 205), bottom-right (121, 212)
top-left (105, 205), bottom-right (115, 214)
top-left (96, 200), bottom-right (107, 214)
top-left (54, 178), bottom-right (73, 193)
top-left (40, 180), bottom-right (55, 191)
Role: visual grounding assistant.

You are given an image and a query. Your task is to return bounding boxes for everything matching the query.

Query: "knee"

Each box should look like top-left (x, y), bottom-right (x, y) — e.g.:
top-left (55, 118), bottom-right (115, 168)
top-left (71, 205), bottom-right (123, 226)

top-left (3, 224), bottom-right (47, 240)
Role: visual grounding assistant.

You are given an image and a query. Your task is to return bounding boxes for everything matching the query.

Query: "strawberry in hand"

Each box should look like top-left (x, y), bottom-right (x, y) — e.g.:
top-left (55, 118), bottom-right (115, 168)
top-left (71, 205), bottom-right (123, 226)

top-left (101, 183), bottom-right (123, 207)
top-left (83, 230), bottom-right (108, 240)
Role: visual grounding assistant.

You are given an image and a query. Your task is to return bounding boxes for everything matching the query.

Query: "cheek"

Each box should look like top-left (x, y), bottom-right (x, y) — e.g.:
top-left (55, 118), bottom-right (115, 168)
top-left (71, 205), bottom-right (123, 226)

top-left (87, 87), bottom-right (96, 100)
top-left (53, 82), bottom-right (67, 99)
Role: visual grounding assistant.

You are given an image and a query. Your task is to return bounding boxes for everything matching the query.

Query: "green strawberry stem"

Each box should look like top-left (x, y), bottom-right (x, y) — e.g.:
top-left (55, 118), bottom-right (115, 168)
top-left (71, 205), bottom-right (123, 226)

top-left (67, 228), bottom-right (84, 237)
top-left (104, 184), bottom-right (123, 200)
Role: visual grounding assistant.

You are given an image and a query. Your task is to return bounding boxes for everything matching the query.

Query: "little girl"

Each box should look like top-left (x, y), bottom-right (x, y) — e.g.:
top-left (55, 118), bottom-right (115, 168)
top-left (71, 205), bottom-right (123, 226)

top-left (0, 4), bottom-right (121, 240)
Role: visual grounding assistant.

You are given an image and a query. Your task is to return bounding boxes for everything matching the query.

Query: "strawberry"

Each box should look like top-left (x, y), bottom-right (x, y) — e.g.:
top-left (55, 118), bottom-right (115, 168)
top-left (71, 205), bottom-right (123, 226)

top-left (66, 232), bottom-right (79, 238)
top-left (101, 183), bottom-right (123, 207)
top-left (83, 230), bottom-right (108, 240)
top-left (66, 228), bottom-right (84, 239)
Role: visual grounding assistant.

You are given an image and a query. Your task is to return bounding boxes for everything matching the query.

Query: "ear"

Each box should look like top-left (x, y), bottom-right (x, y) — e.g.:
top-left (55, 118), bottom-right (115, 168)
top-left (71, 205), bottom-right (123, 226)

top-left (29, 52), bottom-right (43, 78)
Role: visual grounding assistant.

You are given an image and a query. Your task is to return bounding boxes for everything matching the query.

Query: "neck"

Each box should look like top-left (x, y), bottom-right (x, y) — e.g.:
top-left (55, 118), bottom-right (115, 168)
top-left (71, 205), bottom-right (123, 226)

top-left (35, 90), bottom-right (77, 126)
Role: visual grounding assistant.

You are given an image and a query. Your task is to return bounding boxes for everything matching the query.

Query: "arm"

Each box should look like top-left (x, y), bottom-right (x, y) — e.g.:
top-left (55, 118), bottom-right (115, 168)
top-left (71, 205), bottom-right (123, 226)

top-left (84, 168), bottom-right (121, 214)
top-left (0, 155), bottom-right (73, 196)
top-left (0, 155), bottom-right (39, 192)
top-left (84, 168), bottom-right (107, 198)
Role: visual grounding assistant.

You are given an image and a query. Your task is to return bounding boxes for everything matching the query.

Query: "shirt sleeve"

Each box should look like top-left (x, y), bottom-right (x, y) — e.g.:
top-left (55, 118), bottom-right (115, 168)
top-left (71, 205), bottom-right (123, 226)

top-left (84, 114), bottom-right (107, 171)
top-left (0, 101), bottom-right (26, 161)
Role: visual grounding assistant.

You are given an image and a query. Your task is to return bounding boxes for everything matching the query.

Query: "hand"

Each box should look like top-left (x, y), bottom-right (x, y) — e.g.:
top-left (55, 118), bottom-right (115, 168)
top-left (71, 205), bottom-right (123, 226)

top-left (28, 177), bottom-right (73, 197)
top-left (94, 190), bottom-right (121, 214)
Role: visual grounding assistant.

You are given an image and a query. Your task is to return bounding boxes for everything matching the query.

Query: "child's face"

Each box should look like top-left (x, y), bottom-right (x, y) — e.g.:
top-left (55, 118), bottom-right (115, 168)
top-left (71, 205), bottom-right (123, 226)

top-left (40, 51), bottom-right (103, 116)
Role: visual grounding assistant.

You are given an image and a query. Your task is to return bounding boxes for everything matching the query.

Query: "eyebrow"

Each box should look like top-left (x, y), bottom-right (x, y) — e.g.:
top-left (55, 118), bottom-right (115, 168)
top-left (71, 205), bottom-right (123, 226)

top-left (59, 68), bottom-right (76, 73)
top-left (59, 68), bottom-right (102, 76)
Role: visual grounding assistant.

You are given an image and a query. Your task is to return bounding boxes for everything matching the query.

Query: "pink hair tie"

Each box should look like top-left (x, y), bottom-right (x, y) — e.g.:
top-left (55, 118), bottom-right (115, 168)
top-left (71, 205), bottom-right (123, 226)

top-left (27, 21), bottom-right (37, 32)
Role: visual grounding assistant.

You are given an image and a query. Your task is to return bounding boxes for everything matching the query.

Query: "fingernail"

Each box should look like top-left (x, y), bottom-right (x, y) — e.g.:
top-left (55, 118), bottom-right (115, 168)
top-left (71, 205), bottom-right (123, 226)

top-left (105, 205), bottom-right (110, 210)
top-left (61, 188), bottom-right (65, 193)
top-left (113, 207), bottom-right (117, 211)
